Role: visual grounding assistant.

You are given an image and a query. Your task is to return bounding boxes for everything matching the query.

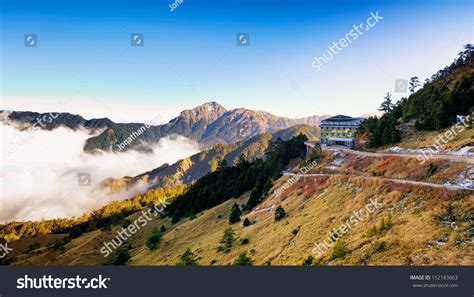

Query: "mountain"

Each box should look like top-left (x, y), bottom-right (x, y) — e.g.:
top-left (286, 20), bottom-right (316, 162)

top-left (2, 135), bottom-right (472, 265)
top-left (102, 124), bottom-right (319, 192)
top-left (293, 114), bottom-right (332, 126)
top-left (1, 48), bottom-right (472, 267)
top-left (199, 108), bottom-right (323, 146)
top-left (0, 102), bottom-right (327, 153)
top-left (4, 110), bottom-right (114, 131)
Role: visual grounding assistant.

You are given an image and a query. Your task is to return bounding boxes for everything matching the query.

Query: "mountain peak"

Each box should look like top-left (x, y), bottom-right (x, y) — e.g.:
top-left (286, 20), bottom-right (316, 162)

top-left (177, 101), bottom-right (227, 124)
top-left (192, 101), bottom-right (226, 113)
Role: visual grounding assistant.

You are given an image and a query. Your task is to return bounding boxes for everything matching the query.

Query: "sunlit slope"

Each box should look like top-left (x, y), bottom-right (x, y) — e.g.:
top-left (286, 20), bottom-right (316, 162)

top-left (9, 173), bottom-right (472, 266)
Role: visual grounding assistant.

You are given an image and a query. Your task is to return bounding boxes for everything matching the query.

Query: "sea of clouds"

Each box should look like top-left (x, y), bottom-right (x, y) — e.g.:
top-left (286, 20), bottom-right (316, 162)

top-left (0, 123), bottom-right (200, 223)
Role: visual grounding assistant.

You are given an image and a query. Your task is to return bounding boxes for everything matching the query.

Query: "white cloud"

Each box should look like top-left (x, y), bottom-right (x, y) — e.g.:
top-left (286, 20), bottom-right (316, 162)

top-left (0, 123), bottom-right (200, 223)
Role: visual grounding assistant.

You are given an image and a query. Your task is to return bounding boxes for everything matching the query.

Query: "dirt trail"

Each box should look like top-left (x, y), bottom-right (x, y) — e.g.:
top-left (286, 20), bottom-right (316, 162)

top-left (324, 146), bottom-right (474, 165)
top-left (283, 173), bottom-right (473, 191)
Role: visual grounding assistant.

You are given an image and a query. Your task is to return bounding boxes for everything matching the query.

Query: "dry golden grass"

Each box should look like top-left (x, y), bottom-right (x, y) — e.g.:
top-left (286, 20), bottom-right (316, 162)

top-left (333, 152), bottom-right (469, 185)
top-left (394, 127), bottom-right (473, 151)
top-left (7, 152), bottom-right (473, 266)
top-left (126, 176), bottom-right (472, 266)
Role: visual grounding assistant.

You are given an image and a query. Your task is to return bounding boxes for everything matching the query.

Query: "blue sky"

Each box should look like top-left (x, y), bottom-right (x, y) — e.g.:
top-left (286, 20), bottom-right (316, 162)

top-left (1, 0), bottom-right (472, 122)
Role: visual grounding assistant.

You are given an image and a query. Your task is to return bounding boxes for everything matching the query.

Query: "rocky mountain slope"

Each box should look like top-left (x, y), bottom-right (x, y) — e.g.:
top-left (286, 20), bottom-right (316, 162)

top-left (0, 102), bottom-right (329, 153)
top-left (102, 124), bottom-right (319, 192)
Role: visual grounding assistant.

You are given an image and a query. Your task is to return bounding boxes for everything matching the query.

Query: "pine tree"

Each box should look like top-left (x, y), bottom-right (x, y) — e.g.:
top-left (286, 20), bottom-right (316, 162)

top-left (177, 248), bottom-right (199, 266)
top-left (233, 252), bottom-right (254, 266)
top-left (246, 178), bottom-right (264, 209)
top-left (220, 228), bottom-right (235, 247)
top-left (146, 228), bottom-right (163, 250)
top-left (263, 179), bottom-right (273, 195)
top-left (228, 203), bottom-right (242, 224)
top-left (378, 93), bottom-right (393, 113)
top-left (409, 76), bottom-right (421, 93)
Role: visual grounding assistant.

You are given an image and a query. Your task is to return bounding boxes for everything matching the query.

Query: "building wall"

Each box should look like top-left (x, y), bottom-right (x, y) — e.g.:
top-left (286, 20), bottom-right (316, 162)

top-left (319, 119), bottom-right (363, 147)
top-left (319, 126), bottom-right (358, 140)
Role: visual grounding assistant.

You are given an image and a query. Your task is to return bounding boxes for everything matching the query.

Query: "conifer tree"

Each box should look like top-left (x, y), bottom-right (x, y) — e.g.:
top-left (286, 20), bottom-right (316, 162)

top-left (229, 203), bottom-right (242, 224)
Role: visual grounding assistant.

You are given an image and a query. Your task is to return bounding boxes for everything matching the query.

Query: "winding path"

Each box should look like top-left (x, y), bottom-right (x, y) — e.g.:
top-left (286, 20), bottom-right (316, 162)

top-left (324, 146), bottom-right (474, 165)
top-left (282, 172), bottom-right (473, 191)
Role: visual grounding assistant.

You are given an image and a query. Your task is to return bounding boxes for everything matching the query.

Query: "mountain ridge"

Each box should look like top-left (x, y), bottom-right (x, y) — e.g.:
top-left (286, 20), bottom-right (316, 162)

top-left (0, 102), bottom-right (330, 153)
top-left (102, 124), bottom-right (320, 192)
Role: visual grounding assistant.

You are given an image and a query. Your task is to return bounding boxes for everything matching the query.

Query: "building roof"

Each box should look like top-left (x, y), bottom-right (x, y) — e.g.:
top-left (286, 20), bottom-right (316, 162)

top-left (321, 115), bottom-right (365, 123)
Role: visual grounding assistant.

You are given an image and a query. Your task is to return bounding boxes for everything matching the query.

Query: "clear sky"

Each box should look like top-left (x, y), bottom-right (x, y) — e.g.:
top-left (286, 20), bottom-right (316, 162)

top-left (1, 0), bottom-right (472, 123)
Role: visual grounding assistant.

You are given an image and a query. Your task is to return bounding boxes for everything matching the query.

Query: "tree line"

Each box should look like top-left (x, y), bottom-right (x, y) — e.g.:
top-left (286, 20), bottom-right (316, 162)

top-left (360, 44), bottom-right (473, 147)
top-left (166, 134), bottom-right (308, 222)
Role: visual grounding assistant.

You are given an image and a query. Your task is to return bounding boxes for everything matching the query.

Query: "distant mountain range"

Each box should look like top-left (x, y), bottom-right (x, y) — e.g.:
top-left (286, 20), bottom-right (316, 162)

top-left (102, 124), bottom-right (320, 192)
top-left (0, 102), bottom-right (330, 153)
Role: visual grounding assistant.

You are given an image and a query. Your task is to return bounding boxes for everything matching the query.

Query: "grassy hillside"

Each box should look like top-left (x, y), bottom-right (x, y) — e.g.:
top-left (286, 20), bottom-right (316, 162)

top-left (6, 172), bottom-right (472, 266)
top-left (392, 126), bottom-right (473, 151)
top-left (4, 146), bottom-right (472, 266)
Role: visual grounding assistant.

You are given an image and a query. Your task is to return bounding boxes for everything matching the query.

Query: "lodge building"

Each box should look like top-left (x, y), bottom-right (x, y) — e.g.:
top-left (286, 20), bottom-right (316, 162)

top-left (319, 115), bottom-right (365, 148)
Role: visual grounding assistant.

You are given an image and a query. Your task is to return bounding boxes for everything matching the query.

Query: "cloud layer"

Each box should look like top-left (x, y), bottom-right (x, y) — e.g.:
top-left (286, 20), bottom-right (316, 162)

top-left (0, 123), bottom-right (200, 223)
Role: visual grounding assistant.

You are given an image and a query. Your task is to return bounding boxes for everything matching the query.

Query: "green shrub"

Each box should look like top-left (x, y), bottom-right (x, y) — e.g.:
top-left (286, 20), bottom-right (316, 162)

top-left (233, 252), bottom-right (254, 266)
top-left (427, 163), bottom-right (439, 175)
top-left (302, 255), bottom-right (314, 266)
top-left (229, 203), bottom-right (242, 224)
top-left (68, 226), bottom-right (85, 239)
top-left (331, 240), bottom-right (348, 259)
top-left (243, 218), bottom-right (251, 227)
top-left (292, 227), bottom-right (300, 236)
top-left (366, 215), bottom-right (393, 237)
top-left (177, 248), bottom-right (199, 266)
top-left (274, 206), bottom-right (286, 222)
top-left (240, 238), bottom-right (250, 245)
top-left (111, 249), bottom-right (130, 265)
top-left (373, 241), bottom-right (387, 253)
top-left (27, 242), bottom-right (41, 252)
top-left (50, 236), bottom-right (70, 251)
top-left (146, 228), bottom-right (163, 251)
top-left (216, 228), bottom-right (235, 253)
top-left (120, 219), bottom-right (131, 228)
